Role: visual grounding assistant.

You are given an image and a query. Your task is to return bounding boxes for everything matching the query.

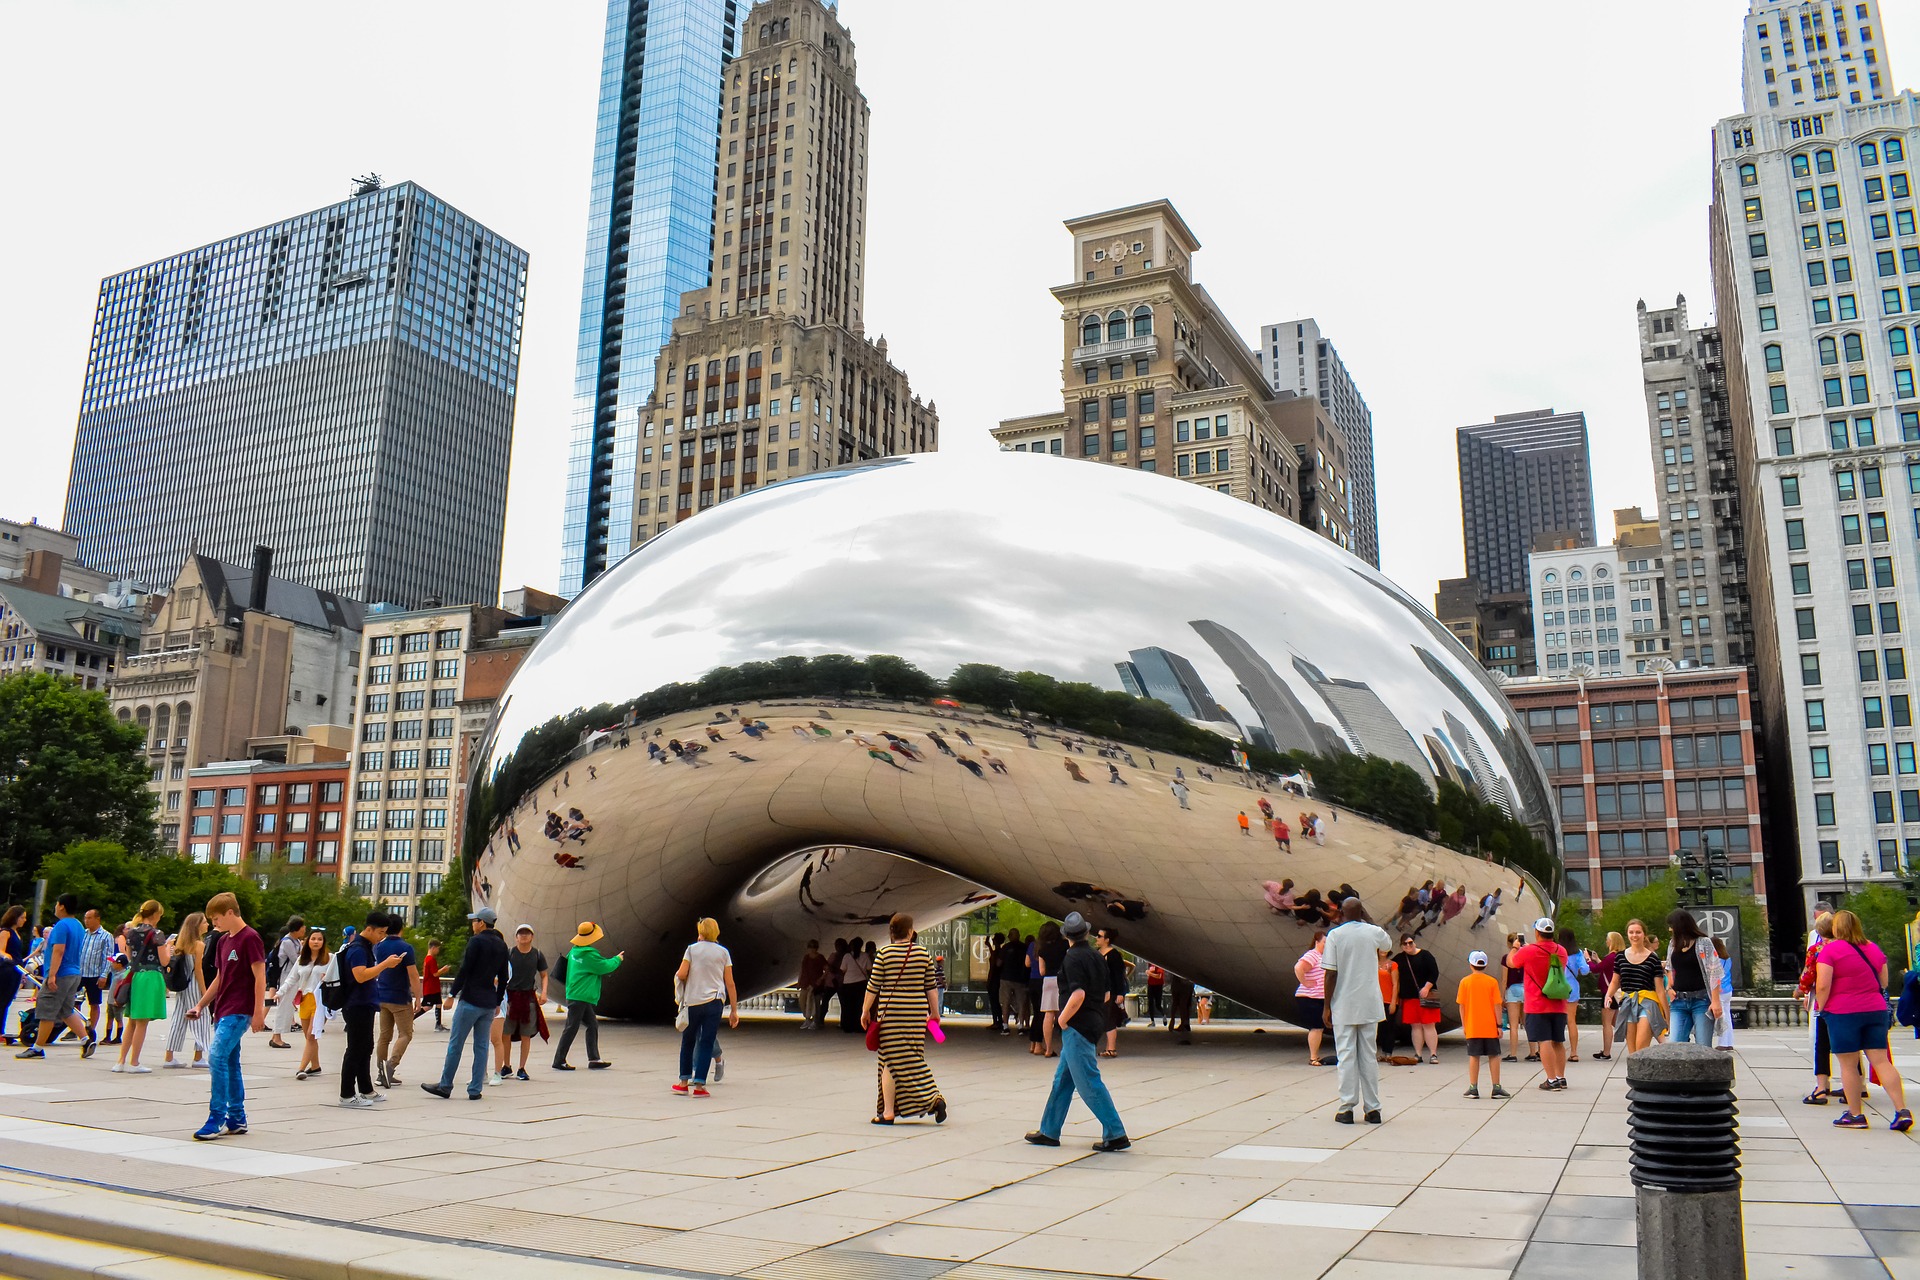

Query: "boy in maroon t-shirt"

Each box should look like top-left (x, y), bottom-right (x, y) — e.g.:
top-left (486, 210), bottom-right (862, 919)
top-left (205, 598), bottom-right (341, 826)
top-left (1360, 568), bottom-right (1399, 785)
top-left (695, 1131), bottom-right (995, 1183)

top-left (1514, 918), bottom-right (1570, 1091)
top-left (187, 892), bottom-right (266, 1140)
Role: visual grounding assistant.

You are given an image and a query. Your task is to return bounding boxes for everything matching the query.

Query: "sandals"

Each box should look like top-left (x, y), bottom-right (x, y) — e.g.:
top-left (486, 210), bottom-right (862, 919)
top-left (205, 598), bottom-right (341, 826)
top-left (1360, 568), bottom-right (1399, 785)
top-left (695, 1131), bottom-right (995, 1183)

top-left (1568, 1056), bottom-right (1580, 1063)
top-left (1100, 1050), bottom-right (1118, 1058)
top-left (1592, 1052), bottom-right (1611, 1060)
top-left (1803, 1088), bottom-right (1833, 1106)
top-left (1308, 1058), bottom-right (1325, 1066)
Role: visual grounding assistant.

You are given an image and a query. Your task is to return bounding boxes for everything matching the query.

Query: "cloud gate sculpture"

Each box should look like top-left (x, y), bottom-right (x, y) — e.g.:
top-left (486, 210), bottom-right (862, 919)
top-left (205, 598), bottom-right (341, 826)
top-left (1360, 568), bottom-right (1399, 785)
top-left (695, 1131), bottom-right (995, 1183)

top-left (464, 451), bottom-right (1558, 1022)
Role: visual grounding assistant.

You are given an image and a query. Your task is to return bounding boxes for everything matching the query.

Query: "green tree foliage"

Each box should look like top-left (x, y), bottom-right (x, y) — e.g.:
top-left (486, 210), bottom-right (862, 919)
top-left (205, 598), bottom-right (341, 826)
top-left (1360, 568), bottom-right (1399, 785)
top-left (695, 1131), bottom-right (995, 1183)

top-left (0, 672), bottom-right (157, 894)
top-left (25, 842), bottom-right (370, 940)
top-left (1559, 870), bottom-right (1767, 987)
top-left (1837, 882), bottom-right (1915, 969)
top-left (256, 864), bottom-right (373, 941)
top-left (411, 872), bottom-right (476, 969)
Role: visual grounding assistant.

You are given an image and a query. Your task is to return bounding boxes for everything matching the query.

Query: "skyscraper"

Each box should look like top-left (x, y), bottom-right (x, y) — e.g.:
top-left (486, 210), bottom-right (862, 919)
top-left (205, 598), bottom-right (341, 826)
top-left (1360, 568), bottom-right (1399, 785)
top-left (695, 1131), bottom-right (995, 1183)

top-left (1259, 319), bottom-right (1379, 567)
top-left (992, 202), bottom-right (1350, 556)
top-left (1709, 0), bottom-right (1907, 917)
top-left (1636, 296), bottom-right (1752, 670)
top-left (620, 0), bottom-right (937, 544)
top-left (1116, 646), bottom-right (1223, 723)
top-left (1456, 409), bottom-right (1596, 595)
top-left (63, 181), bottom-right (527, 607)
top-left (562, 0), bottom-right (747, 596)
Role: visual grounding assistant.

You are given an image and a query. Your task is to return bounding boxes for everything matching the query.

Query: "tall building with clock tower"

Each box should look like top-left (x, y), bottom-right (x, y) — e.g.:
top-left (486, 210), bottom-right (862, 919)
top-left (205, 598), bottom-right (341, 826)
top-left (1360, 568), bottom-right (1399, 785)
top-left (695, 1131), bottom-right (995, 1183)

top-left (993, 200), bottom-right (1352, 556)
top-left (621, 0), bottom-right (936, 551)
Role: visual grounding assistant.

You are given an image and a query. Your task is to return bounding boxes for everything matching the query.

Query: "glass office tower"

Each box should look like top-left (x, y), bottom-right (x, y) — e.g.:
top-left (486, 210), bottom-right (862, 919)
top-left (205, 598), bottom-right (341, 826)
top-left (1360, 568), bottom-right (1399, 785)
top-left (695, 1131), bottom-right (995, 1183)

top-left (561, 0), bottom-right (746, 595)
top-left (63, 182), bottom-right (528, 607)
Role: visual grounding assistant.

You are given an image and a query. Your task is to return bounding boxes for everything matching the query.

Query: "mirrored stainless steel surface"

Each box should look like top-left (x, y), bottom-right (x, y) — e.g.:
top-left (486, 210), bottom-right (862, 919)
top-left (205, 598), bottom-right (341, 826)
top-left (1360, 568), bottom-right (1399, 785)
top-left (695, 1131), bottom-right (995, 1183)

top-left (466, 452), bottom-right (1558, 1020)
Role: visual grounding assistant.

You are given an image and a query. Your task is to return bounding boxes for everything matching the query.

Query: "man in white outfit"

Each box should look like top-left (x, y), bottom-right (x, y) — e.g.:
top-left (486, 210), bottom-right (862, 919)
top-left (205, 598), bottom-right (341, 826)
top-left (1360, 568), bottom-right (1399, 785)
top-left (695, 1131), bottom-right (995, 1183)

top-left (1320, 897), bottom-right (1394, 1125)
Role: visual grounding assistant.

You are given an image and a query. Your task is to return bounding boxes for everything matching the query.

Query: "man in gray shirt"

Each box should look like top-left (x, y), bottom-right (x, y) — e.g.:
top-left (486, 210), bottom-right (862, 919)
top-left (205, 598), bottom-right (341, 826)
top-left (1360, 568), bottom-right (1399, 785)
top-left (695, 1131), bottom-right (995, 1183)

top-left (1320, 898), bottom-right (1394, 1125)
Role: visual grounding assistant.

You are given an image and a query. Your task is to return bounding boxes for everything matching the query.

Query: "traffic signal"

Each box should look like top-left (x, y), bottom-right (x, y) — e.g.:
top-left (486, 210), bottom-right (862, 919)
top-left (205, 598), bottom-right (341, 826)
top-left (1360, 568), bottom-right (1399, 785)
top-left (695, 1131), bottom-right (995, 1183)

top-left (1706, 850), bottom-right (1731, 888)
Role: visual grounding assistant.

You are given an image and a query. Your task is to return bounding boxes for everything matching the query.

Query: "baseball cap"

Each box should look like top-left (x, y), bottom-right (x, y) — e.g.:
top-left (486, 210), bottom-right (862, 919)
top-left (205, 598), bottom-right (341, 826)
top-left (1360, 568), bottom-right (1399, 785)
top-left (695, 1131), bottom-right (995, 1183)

top-left (1533, 916), bottom-right (1556, 934)
top-left (468, 906), bottom-right (499, 923)
top-left (1468, 950), bottom-right (1489, 968)
top-left (515, 924), bottom-right (533, 935)
top-left (1061, 912), bottom-right (1090, 940)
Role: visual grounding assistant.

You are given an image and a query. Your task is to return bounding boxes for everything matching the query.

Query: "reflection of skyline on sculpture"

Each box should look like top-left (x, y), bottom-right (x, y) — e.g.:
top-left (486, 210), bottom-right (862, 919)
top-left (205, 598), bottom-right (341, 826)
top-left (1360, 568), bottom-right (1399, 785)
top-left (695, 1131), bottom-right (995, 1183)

top-left (467, 453), bottom-right (1557, 1018)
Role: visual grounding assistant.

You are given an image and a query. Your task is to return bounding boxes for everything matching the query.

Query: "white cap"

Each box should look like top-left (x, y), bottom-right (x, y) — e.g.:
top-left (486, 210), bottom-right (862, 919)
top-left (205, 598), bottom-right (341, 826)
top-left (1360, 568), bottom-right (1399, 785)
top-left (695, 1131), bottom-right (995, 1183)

top-left (1468, 950), bottom-right (1489, 968)
top-left (1533, 917), bottom-right (1556, 934)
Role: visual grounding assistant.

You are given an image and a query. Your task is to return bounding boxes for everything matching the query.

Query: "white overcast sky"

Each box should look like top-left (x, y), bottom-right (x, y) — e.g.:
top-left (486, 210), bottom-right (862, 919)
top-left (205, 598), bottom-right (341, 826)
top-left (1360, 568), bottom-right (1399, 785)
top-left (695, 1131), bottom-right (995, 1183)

top-left (3, 1), bottom-right (1912, 606)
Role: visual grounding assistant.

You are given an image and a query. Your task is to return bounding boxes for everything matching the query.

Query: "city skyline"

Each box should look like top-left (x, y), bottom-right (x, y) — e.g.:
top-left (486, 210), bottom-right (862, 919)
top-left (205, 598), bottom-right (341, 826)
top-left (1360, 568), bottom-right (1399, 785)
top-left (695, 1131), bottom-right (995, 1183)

top-left (0, 0), bottom-right (1875, 606)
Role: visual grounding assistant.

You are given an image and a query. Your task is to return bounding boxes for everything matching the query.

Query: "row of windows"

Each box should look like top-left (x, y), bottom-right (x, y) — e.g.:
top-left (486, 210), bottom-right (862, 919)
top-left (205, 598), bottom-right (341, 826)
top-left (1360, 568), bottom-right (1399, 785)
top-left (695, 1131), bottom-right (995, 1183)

top-left (354, 778), bottom-right (450, 800)
top-left (189, 840), bottom-right (345, 866)
top-left (347, 839), bottom-right (448, 863)
top-left (1818, 839), bottom-right (1912, 875)
top-left (369, 628), bottom-right (462, 656)
top-left (359, 718), bottom-right (456, 743)
top-left (356, 748), bottom-right (454, 772)
top-left (1079, 308), bottom-right (1154, 345)
top-left (365, 659), bottom-right (460, 684)
top-left (1774, 412), bottom-right (1920, 457)
top-left (363, 689), bottom-right (456, 714)
top-left (1811, 740), bottom-right (1920, 777)
top-left (1522, 696), bottom-right (1739, 731)
top-left (189, 782), bottom-right (344, 807)
top-left (349, 809), bottom-right (450, 830)
top-left (1779, 463), bottom-right (1896, 505)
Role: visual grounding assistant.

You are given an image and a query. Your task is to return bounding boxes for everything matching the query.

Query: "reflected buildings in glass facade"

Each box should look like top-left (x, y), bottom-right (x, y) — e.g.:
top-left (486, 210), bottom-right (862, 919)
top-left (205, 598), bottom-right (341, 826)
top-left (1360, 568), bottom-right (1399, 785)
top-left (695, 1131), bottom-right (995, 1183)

top-left (63, 182), bottom-right (527, 607)
top-left (562, 0), bottom-right (748, 596)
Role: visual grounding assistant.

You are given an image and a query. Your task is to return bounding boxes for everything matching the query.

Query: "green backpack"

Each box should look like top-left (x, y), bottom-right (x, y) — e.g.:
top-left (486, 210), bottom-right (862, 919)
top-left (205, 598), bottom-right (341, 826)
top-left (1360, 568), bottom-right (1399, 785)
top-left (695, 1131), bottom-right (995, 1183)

top-left (1540, 949), bottom-right (1573, 1002)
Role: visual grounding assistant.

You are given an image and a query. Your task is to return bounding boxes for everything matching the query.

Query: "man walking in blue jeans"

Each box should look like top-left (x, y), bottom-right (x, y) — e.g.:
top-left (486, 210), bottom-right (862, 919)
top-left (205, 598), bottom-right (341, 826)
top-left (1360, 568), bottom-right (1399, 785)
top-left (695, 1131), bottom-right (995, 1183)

top-left (1023, 912), bottom-right (1131, 1152)
top-left (187, 892), bottom-right (266, 1140)
top-left (422, 907), bottom-right (510, 1101)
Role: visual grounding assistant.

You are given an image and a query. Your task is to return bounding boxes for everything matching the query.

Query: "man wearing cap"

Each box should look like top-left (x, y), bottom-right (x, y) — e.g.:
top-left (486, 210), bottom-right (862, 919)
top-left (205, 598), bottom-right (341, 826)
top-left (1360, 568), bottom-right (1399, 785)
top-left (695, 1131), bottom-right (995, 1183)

top-left (422, 907), bottom-right (510, 1100)
top-left (1320, 898), bottom-right (1393, 1124)
top-left (554, 922), bottom-right (624, 1071)
top-left (1514, 918), bottom-right (1571, 1090)
top-left (1023, 912), bottom-right (1131, 1152)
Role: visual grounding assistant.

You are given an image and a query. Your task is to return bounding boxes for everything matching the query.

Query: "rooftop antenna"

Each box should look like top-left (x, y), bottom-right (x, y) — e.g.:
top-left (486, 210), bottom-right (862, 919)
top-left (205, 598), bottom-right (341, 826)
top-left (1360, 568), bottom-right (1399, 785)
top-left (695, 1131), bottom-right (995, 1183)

top-left (352, 173), bottom-right (384, 196)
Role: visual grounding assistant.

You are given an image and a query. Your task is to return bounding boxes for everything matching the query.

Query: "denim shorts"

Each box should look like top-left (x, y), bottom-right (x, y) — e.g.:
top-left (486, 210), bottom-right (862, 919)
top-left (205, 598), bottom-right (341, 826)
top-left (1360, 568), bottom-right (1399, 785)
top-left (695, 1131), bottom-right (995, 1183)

top-left (1825, 1008), bottom-right (1892, 1055)
top-left (1505, 983), bottom-right (1524, 1003)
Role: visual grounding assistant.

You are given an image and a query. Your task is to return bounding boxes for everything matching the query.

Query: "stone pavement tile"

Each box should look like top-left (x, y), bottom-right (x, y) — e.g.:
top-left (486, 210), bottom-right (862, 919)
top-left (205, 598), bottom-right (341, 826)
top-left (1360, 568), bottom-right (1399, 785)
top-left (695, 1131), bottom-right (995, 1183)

top-left (974, 1229), bottom-right (1173, 1276)
top-left (700, 1202), bottom-right (900, 1247)
top-left (1022, 1164), bottom-right (1165, 1192)
top-left (1551, 1174), bottom-right (1633, 1198)
top-left (1262, 1180), bottom-right (1419, 1207)
top-left (1321, 1263), bottom-right (1511, 1280)
top-left (1544, 1193), bottom-right (1634, 1219)
top-left (1133, 1221), bottom-right (1364, 1280)
top-left (1833, 1182), bottom-right (1920, 1207)
top-left (1311, 1147), bottom-right (1449, 1185)
top-left (1345, 1230), bottom-right (1525, 1269)
top-left (472, 1181), bottom-right (653, 1216)
top-left (1744, 1222), bottom-right (1876, 1257)
top-left (1854, 1206), bottom-right (1920, 1230)
top-left (1744, 1258), bottom-right (1894, 1280)
top-left (908, 1183), bottom-right (1120, 1232)
top-left (615, 1229), bottom-right (810, 1274)
top-left (1529, 1211), bottom-right (1635, 1246)
top-left (853, 1159), bottom-right (1042, 1200)
top-left (1425, 1154), bottom-right (1565, 1194)
top-left (1867, 1229), bottom-right (1920, 1261)
top-left (1377, 1187), bottom-right (1548, 1240)
top-left (571, 1168), bottom-right (715, 1198)
top-left (843, 1222), bottom-right (1029, 1262)
top-left (1515, 1240), bottom-right (1637, 1278)
top-left (1740, 1200), bottom-right (1860, 1229)
top-left (583, 1193), bottom-right (760, 1230)
top-left (1101, 1172), bottom-right (1289, 1219)
top-left (1747, 1179), bottom-right (1840, 1204)
top-left (1059, 1208), bottom-right (1215, 1246)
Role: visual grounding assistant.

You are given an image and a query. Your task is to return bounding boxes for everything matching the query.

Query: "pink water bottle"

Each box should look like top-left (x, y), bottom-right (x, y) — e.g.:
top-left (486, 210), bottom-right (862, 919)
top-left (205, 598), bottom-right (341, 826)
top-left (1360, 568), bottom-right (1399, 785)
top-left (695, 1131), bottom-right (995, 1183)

top-left (927, 1019), bottom-right (946, 1043)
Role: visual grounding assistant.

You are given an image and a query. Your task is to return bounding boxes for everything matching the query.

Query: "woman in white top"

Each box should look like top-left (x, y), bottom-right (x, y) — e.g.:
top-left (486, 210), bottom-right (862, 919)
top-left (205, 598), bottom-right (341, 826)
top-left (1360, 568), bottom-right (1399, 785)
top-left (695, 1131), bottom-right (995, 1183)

top-left (282, 929), bottom-right (331, 1080)
top-left (673, 918), bottom-right (738, 1095)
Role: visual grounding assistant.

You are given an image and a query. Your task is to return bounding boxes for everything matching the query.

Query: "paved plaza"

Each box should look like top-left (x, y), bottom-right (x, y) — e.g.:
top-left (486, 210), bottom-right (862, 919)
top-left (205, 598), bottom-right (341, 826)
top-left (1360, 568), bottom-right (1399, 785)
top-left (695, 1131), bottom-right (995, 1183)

top-left (0, 1016), bottom-right (1916, 1278)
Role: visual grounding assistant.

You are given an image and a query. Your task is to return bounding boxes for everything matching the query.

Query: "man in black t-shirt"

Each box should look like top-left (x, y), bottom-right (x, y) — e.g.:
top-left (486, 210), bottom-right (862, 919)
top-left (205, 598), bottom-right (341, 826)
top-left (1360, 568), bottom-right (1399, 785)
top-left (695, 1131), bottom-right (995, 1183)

top-left (1023, 913), bottom-right (1131, 1152)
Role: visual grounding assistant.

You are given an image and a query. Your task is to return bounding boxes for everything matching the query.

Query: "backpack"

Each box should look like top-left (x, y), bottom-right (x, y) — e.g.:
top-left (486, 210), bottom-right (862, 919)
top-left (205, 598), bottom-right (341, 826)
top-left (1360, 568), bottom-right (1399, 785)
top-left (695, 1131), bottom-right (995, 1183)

top-left (1540, 948), bottom-right (1573, 1002)
top-left (551, 951), bottom-right (569, 990)
top-left (265, 941), bottom-right (284, 993)
top-left (164, 950), bottom-right (191, 993)
top-left (320, 945), bottom-right (361, 1013)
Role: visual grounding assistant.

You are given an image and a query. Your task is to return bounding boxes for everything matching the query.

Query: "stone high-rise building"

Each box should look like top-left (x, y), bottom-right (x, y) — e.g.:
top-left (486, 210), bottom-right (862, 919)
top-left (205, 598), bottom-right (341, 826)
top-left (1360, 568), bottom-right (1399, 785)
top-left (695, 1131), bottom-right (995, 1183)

top-left (1709, 0), bottom-right (1916, 918)
top-left (993, 201), bottom-right (1349, 555)
top-left (1456, 409), bottom-right (1596, 596)
top-left (621, 0), bottom-right (937, 548)
top-left (1636, 296), bottom-right (1754, 670)
top-left (1259, 319), bottom-right (1379, 567)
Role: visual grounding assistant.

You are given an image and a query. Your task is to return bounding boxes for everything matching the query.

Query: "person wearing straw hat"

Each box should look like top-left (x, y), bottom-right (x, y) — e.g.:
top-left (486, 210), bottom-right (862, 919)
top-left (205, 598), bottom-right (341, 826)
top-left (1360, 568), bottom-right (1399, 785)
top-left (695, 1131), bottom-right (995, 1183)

top-left (554, 921), bottom-right (623, 1071)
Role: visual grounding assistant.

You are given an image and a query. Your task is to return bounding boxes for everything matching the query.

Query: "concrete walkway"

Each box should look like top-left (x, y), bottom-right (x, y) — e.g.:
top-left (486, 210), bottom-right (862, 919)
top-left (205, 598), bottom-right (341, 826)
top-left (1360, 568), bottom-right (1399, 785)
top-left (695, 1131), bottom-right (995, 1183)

top-left (0, 1016), bottom-right (1915, 1278)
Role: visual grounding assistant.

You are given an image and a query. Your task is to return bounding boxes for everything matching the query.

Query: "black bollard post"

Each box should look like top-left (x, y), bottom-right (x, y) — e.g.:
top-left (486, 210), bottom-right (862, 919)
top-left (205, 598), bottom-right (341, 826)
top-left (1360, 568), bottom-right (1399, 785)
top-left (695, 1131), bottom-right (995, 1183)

top-left (1626, 1043), bottom-right (1744, 1280)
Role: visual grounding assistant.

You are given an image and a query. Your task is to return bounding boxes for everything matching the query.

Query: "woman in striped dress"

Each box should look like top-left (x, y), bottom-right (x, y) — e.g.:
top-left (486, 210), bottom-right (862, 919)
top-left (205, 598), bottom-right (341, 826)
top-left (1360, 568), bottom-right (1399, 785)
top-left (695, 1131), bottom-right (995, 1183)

top-left (861, 914), bottom-right (945, 1125)
top-left (162, 913), bottom-right (209, 1068)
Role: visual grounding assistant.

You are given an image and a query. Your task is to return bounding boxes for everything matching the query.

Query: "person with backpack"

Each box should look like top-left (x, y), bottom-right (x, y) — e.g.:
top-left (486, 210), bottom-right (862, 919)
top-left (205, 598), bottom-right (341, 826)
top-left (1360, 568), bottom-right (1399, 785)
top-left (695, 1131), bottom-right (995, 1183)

top-left (112, 901), bottom-right (170, 1074)
top-left (265, 916), bottom-right (304, 1049)
top-left (1515, 918), bottom-right (1572, 1092)
top-left (335, 912), bottom-right (403, 1108)
top-left (161, 913), bottom-right (209, 1069)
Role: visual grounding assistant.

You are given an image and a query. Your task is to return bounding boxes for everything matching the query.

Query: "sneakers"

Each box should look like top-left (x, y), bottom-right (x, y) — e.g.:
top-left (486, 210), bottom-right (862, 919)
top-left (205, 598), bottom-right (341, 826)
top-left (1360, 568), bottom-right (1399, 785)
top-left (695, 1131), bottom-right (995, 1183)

top-left (490, 1070), bottom-right (511, 1086)
top-left (126, 1064), bottom-right (151, 1074)
top-left (338, 1095), bottom-right (376, 1109)
top-left (110, 1062), bottom-right (124, 1074)
top-left (1894, 1110), bottom-right (1914, 1132)
top-left (14, 1047), bottom-right (43, 1059)
top-left (376, 1062), bottom-right (390, 1089)
top-left (588, 1060), bottom-right (612, 1070)
top-left (80, 1036), bottom-right (96, 1060)
top-left (420, 1083), bottom-right (453, 1099)
top-left (1462, 1085), bottom-right (1480, 1099)
top-left (192, 1120), bottom-right (226, 1140)
top-left (161, 1059), bottom-right (185, 1069)
top-left (358, 1091), bottom-right (386, 1104)
top-left (711, 1057), bottom-right (724, 1083)
top-left (225, 1121), bottom-right (248, 1136)
top-left (1491, 1085), bottom-right (1511, 1099)
top-left (1539, 1078), bottom-right (1568, 1091)
top-left (554, 1062), bottom-right (576, 1071)
top-left (690, 1086), bottom-right (711, 1097)
top-left (1834, 1111), bottom-right (1869, 1128)
top-left (190, 1060), bottom-right (208, 1069)
top-left (671, 1082), bottom-right (689, 1094)
top-left (515, 1068), bottom-right (529, 1081)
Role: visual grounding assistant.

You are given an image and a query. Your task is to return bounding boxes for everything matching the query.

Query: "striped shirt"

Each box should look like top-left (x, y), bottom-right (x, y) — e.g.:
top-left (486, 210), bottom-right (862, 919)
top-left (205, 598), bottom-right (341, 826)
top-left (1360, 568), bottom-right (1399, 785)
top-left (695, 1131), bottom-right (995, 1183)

top-left (78, 927), bottom-right (114, 979)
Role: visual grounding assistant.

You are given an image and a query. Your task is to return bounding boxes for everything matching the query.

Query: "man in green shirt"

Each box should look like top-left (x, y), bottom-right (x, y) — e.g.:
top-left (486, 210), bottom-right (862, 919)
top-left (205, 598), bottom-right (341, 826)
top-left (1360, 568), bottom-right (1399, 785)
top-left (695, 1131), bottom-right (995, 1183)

top-left (553, 921), bottom-right (623, 1070)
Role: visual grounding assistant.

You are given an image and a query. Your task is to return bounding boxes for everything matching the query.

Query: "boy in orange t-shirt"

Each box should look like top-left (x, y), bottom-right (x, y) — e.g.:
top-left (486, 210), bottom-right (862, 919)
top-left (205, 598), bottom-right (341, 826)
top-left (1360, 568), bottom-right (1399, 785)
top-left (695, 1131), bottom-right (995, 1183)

top-left (1457, 951), bottom-right (1509, 1099)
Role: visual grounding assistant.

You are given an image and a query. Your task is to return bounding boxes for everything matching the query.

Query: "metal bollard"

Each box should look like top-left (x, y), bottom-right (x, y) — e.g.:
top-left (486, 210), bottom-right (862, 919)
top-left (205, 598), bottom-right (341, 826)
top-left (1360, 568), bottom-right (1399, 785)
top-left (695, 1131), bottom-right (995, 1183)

top-left (1627, 1043), bottom-right (1744, 1280)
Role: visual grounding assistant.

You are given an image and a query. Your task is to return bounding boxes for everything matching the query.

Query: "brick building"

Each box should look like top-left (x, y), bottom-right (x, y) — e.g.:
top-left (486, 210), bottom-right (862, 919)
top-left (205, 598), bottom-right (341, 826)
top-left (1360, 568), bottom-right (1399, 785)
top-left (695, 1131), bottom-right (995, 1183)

top-left (1504, 667), bottom-right (1765, 907)
top-left (184, 755), bottom-right (349, 870)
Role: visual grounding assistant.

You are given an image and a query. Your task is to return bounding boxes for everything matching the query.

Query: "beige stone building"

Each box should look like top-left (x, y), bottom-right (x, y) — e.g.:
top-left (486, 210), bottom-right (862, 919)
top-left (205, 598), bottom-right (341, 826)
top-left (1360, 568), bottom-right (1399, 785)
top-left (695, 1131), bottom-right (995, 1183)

top-left (991, 200), bottom-right (1348, 552)
top-left (624, 0), bottom-right (936, 549)
top-left (108, 550), bottom-right (364, 851)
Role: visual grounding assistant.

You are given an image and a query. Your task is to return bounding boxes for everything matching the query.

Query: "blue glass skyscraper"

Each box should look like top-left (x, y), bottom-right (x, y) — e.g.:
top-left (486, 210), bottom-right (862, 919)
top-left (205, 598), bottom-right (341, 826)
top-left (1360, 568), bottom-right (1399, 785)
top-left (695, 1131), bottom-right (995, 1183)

top-left (562, 0), bottom-right (747, 595)
top-left (63, 181), bottom-right (527, 607)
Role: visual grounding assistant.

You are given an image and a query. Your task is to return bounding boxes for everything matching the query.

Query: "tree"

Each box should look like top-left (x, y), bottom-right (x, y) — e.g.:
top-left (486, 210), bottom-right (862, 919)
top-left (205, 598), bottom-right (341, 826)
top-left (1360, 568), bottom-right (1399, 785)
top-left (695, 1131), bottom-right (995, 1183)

top-left (256, 862), bottom-right (370, 941)
top-left (1838, 882), bottom-right (1914, 971)
top-left (412, 873), bottom-right (475, 969)
top-left (32, 840), bottom-right (257, 933)
top-left (0, 672), bottom-right (157, 895)
top-left (865, 654), bottom-right (937, 701)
